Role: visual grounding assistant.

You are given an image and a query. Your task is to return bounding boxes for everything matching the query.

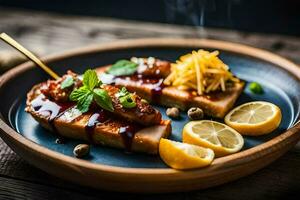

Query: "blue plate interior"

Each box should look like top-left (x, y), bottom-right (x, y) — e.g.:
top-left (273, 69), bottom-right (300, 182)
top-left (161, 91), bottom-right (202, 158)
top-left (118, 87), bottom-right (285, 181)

top-left (6, 47), bottom-right (300, 168)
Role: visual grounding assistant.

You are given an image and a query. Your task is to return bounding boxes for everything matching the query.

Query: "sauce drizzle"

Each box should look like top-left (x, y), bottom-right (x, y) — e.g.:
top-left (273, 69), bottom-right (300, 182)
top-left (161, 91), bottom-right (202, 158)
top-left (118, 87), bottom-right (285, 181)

top-left (150, 78), bottom-right (165, 104)
top-left (119, 124), bottom-right (140, 152)
top-left (31, 94), bottom-right (75, 136)
top-left (85, 109), bottom-right (108, 143)
top-left (115, 75), bottom-right (165, 104)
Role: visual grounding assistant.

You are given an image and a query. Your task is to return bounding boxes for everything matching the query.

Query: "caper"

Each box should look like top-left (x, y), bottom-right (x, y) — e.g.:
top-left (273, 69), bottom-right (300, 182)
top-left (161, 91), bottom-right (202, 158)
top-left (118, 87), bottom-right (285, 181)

top-left (55, 138), bottom-right (66, 144)
top-left (166, 107), bottom-right (180, 119)
top-left (73, 144), bottom-right (90, 158)
top-left (187, 107), bottom-right (204, 120)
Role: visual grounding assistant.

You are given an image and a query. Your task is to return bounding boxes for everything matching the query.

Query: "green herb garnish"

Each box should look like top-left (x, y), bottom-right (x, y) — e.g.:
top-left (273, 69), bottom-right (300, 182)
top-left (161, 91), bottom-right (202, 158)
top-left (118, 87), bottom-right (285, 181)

top-left (119, 95), bottom-right (136, 108)
top-left (116, 87), bottom-right (136, 108)
top-left (93, 88), bottom-right (114, 112)
top-left (107, 59), bottom-right (138, 76)
top-left (115, 87), bottom-right (129, 98)
top-left (69, 69), bottom-right (114, 113)
top-left (61, 75), bottom-right (74, 89)
top-left (249, 82), bottom-right (263, 94)
top-left (76, 90), bottom-right (93, 113)
top-left (83, 69), bottom-right (101, 89)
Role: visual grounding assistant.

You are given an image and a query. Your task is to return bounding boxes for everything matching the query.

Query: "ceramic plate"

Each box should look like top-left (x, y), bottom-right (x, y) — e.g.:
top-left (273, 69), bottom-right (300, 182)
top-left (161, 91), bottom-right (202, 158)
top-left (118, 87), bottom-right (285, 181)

top-left (1, 38), bottom-right (300, 193)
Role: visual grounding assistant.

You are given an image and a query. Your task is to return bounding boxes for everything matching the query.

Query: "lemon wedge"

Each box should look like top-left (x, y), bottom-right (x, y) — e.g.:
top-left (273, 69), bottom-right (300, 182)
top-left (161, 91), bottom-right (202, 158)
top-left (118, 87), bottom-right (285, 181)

top-left (225, 101), bottom-right (282, 136)
top-left (182, 120), bottom-right (244, 157)
top-left (159, 138), bottom-right (214, 170)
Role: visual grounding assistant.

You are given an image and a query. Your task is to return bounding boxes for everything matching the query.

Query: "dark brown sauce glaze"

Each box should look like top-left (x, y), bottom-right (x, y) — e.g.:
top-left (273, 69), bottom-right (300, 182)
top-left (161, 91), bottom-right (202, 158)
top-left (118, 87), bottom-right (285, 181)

top-left (32, 94), bottom-right (142, 152)
top-left (31, 94), bottom-right (75, 139)
top-left (133, 57), bottom-right (171, 78)
top-left (85, 109), bottom-right (108, 143)
top-left (126, 75), bottom-right (166, 103)
top-left (150, 79), bottom-right (165, 104)
top-left (32, 95), bottom-right (75, 120)
top-left (119, 124), bottom-right (141, 153)
top-left (114, 74), bottom-right (224, 104)
top-left (115, 74), bottom-right (165, 104)
top-left (84, 109), bottom-right (141, 152)
top-left (126, 74), bottom-right (160, 83)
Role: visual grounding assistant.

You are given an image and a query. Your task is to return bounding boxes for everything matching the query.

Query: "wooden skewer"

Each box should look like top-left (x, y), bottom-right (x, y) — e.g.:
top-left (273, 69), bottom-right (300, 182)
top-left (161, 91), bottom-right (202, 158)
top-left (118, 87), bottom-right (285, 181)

top-left (0, 32), bottom-right (60, 80)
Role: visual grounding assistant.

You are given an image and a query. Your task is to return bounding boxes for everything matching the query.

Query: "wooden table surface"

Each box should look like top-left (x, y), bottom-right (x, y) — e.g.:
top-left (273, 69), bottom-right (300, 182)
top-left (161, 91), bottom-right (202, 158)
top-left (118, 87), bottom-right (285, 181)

top-left (0, 8), bottom-right (299, 200)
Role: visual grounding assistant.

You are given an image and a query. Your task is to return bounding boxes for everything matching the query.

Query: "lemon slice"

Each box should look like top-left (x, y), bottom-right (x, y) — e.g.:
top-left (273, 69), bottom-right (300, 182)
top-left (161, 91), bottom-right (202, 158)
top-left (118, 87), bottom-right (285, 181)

top-left (159, 138), bottom-right (214, 170)
top-left (182, 120), bottom-right (244, 157)
top-left (225, 101), bottom-right (282, 136)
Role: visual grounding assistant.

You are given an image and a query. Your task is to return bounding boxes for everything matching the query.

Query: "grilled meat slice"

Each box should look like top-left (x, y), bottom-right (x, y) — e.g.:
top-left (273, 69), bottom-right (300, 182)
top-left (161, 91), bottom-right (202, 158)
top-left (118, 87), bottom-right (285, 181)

top-left (40, 70), bottom-right (82, 102)
top-left (131, 57), bottom-right (171, 78)
top-left (102, 84), bottom-right (162, 126)
top-left (112, 76), bottom-right (244, 118)
top-left (97, 59), bottom-right (244, 118)
top-left (25, 84), bottom-right (171, 154)
top-left (160, 84), bottom-right (244, 118)
top-left (39, 71), bottom-right (162, 126)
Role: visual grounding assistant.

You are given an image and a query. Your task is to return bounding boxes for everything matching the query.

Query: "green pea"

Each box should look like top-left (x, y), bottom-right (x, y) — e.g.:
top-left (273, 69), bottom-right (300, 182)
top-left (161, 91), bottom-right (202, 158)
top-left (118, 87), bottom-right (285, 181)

top-left (249, 82), bottom-right (263, 94)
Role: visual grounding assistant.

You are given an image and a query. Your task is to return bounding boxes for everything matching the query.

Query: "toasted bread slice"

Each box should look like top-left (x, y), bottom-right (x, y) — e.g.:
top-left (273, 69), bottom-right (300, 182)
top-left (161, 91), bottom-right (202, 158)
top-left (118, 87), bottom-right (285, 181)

top-left (97, 67), bottom-right (244, 118)
top-left (26, 84), bottom-right (171, 154)
top-left (157, 84), bottom-right (244, 118)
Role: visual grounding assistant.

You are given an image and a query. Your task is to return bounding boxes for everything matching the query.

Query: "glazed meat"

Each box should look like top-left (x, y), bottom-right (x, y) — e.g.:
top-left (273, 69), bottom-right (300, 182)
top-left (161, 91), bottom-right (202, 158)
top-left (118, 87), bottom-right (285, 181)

top-left (25, 84), bottom-right (171, 154)
top-left (103, 84), bottom-right (162, 126)
top-left (97, 59), bottom-right (244, 118)
top-left (40, 70), bottom-right (82, 102)
top-left (132, 57), bottom-right (171, 78)
top-left (39, 71), bottom-right (162, 126)
top-left (113, 76), bottom-right (244, 118)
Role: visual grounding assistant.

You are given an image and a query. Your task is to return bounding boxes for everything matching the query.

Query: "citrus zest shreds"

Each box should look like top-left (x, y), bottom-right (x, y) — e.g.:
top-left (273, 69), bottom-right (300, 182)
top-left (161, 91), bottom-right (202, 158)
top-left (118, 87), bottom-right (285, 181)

top-left (164, 50), bottom-right (240, 95)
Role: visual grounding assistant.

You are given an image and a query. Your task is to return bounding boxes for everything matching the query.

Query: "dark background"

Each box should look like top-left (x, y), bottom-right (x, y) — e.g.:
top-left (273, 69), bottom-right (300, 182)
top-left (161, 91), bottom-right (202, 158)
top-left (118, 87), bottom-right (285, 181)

top-left (0, 0), bottom-right (299, 36)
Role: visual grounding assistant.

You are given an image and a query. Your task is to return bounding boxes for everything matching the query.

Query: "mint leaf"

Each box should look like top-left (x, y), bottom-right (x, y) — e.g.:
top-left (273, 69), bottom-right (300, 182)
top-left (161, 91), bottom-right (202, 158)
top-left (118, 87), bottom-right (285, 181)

top-left (83, 69), bottom-right (99, 90)
top-left (77, 92), bottom-right (93, 113)
top-left (69, 86), bottom-right (90, 101)
top-left (93, 88), bottom-right (114, 112)
top-left (61, 75), bottom-right (74, 89)
top-left (69, 86), bottom-right (93, 113)
top-left (69, 69), bottom-right (115, 113)
top-left (107, 60), bottom-right (138, 76)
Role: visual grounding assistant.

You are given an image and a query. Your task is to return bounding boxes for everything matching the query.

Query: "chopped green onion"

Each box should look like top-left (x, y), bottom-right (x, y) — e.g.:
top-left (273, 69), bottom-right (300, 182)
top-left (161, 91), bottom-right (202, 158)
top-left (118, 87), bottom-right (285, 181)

top-left (119, 95), bottom-right (136, 108)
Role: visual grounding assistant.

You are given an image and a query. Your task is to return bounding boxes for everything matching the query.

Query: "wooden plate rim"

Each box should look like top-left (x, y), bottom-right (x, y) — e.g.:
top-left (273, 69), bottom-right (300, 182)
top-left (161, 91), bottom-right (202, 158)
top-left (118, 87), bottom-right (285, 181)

top-left (0, 38), bottom-right (300, 176)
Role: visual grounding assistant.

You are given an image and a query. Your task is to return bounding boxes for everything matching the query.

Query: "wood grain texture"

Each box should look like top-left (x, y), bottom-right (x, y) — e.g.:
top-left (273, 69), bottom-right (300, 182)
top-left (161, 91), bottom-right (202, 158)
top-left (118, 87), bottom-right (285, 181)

top-left (0, 142), bottom-right (299, 200)
top-left (0, 7), bottom-right (300, 63)
top-left (0, 7), bottom-right (300, 199)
